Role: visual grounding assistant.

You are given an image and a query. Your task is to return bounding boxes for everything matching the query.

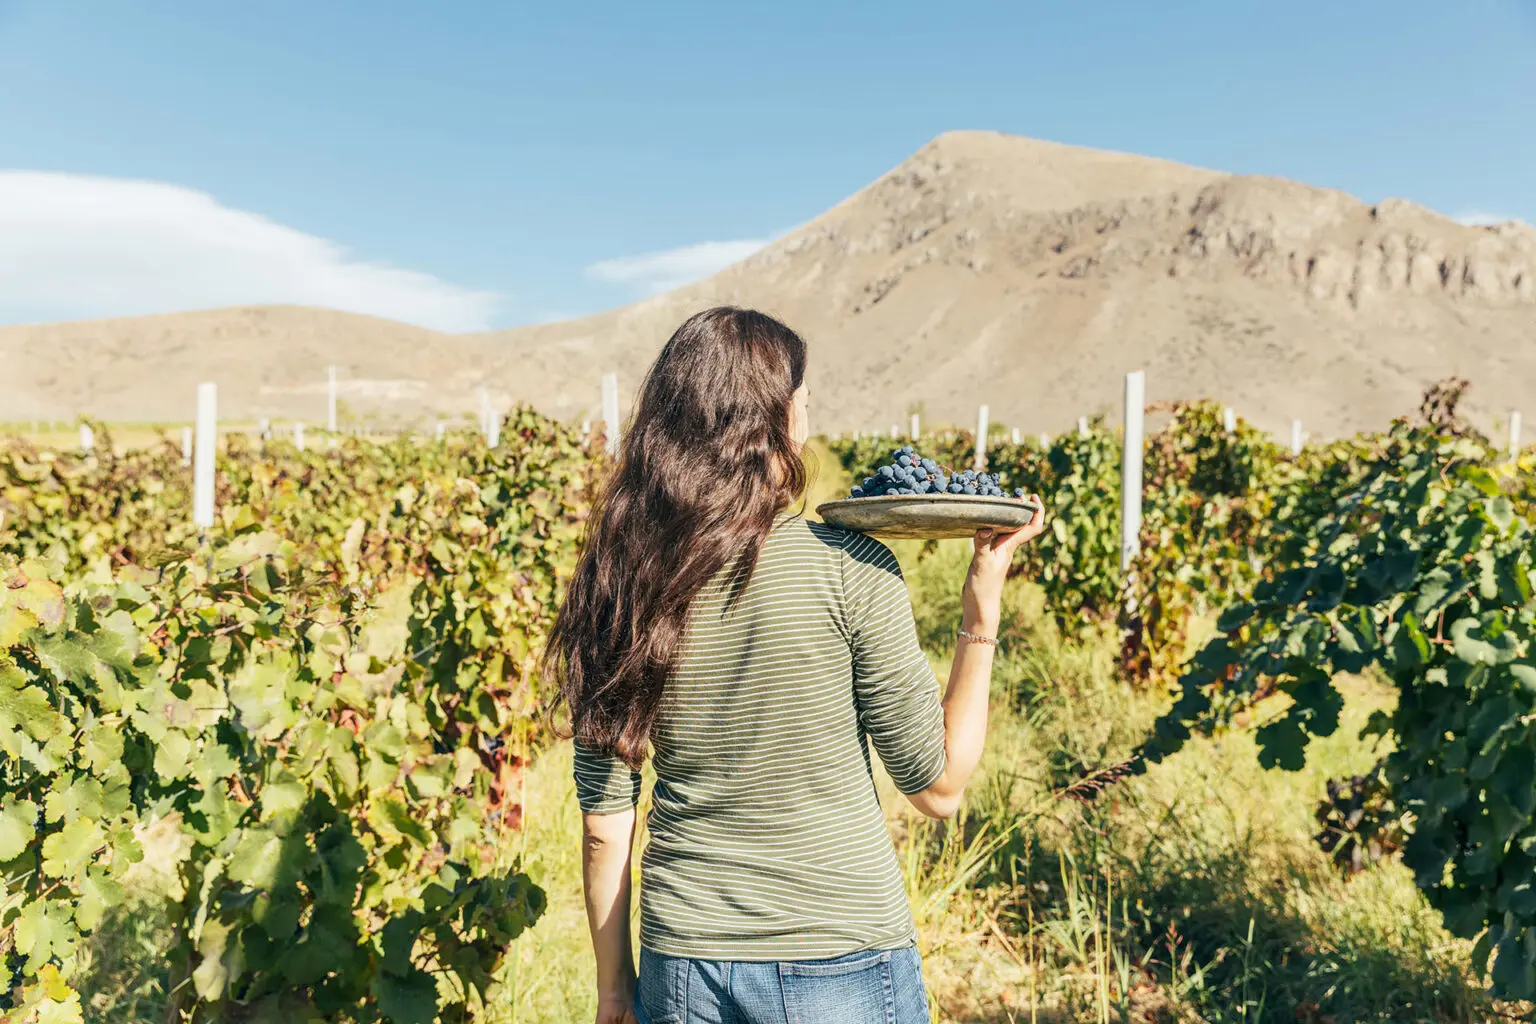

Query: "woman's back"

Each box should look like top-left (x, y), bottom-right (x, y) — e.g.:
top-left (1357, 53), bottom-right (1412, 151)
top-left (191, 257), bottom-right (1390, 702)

top-left (553, 307), bottom-right (1044, 1023)
top-left (575, 515), bottom-right (946, 961)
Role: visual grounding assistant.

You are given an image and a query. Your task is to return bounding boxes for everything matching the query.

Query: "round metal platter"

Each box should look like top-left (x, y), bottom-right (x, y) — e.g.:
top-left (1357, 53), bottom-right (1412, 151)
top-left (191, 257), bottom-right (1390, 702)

top-left (815, 493), bottom-right (1041, 540)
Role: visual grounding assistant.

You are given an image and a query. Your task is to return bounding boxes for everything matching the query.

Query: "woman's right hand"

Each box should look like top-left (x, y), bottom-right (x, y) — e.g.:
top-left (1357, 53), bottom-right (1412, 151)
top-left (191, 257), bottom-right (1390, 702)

top-left (595, 998), bottom-right (640, 1024)
top-left (962, 495), bottom-right (1047, 629)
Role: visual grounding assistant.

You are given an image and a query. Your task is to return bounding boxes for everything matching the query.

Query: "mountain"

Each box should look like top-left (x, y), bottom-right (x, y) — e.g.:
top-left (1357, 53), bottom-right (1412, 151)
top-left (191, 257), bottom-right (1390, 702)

top-left (4, 131), bottom-right (1533, 438)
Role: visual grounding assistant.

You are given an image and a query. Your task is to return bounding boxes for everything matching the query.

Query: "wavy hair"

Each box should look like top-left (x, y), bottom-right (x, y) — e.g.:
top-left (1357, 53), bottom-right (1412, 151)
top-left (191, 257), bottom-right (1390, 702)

top-left (545, 307), bottom-right (809, 769)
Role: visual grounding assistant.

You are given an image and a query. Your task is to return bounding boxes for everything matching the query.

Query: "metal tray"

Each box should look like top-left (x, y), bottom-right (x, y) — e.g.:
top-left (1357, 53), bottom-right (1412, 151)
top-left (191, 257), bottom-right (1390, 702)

top-left (815, 493), bottom-right (1041, 540)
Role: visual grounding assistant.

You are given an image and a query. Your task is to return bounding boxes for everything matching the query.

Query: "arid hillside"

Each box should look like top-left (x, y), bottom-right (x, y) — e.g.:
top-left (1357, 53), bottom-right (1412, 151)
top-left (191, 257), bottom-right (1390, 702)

top-left (4, 131), bottom-right (1533, 437)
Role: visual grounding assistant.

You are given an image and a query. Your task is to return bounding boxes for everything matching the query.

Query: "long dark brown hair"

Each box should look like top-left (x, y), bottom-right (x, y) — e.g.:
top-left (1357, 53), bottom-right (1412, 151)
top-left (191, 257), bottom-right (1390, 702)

top-left (544, 307), bottom-right (809, 769)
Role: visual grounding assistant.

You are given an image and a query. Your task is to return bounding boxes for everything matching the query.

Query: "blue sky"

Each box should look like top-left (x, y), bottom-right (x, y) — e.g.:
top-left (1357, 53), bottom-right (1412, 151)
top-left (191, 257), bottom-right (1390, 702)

top-left (1, 0), bottom-right (1532, 331)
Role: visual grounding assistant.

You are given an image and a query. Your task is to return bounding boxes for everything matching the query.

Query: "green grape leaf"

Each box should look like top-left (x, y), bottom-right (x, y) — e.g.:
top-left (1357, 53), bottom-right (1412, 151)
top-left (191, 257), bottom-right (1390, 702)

top-left (1460, 464), bottom-right (1501, 496)
top-left (371, 967), bottom-right (440, 1024)
top-left (1491, 933), bottom-right (1536, 999)
top-left (0, 666), bottom-right (61, 750)
top-left (1510, 663), bottom-right (1536, 694)
top-left (314, 821), bottom-right (367, 906)
top-left (31, 634), bottom-right (97, 686)
top-left (379, 913), bottom-right (424, 977)
top-left (252, 892), bottom-right (303, 941)
top-left (1389, 614), bottom-right (1431, 670)
top-left (75, 865), bottom-right (127, 931)
top-left (229, 656), bottom-right (300, 736)
top-left (0, 797), bottom-right (39, 860)
top-left (228, 827), bottom-right (310, 890)
top-left (153, 730), bottom-right (194, 781)
top-left (1411, 568), bottom-right (1465, 620)
top-left (14, 898), bottom-right (79, 971)
top-left (192, 918), bottom-right (234, 1000)
top-left (1255, 715), bottom-right (1308, 771)
top-left (1332, 606), bottom-right (1379, 673)
top-left (278, 904), bottom-right (362, 984)
top-left (369, 796), bottom-right (432, 847)
top-left (1452, 617), bottom-right (1519, 666)
top-left (364, 722), bottom-right (408, 762)
top-left (41, 818), bottom-right (103, 879)
top-left (44, 775), bottom-right (105, 824)
top-left (259, 773), bottom-right (307, 831)
top-left (1487, 495), bottom-right (1515, 531)
top-left (188, 782), bottom-right (241, 848)
top-left (79, 725), bottom-right (125, 773)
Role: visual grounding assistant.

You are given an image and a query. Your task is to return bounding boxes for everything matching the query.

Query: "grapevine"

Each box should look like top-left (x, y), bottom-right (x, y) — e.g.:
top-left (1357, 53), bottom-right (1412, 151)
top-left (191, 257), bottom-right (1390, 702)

top-left (1140, 413), bottom-right (1536, 998)
top-left (0, 408), bottom-right (595, 1022)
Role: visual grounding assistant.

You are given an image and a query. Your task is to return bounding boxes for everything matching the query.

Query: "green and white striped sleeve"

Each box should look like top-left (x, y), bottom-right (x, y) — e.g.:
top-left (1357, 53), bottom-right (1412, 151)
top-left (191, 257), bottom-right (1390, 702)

top-left (572, 737), bottom-right (642, 814)
top-left (840, 533), bottom-right (948, 794)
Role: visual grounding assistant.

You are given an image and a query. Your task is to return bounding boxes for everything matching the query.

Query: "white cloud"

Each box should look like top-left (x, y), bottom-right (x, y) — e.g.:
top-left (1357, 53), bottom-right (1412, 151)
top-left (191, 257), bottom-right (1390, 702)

top-left (585, 237), bottom-right (771, 295)
top-left (1455, 210), bottom-right (1528, 227)
top-left (0, 170), bottom-right (500, 331)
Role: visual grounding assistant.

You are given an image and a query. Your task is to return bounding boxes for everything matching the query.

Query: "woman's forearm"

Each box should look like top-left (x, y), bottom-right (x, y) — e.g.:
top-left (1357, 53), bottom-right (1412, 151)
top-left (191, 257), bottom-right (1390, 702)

top-left (582, 809), bottom-right (637, 1004)
top-left (906, 507), bottom-right (1049, 821)
top-left (940, 604), bottom-right (1000, 786)
top-left (907, 602), bottom-right (997, 817)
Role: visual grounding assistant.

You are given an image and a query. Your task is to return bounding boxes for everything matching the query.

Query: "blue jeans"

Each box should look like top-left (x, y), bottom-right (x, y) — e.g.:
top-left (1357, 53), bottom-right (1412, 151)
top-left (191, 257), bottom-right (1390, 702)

top-left (634, 945), bottom-right (930, 1024)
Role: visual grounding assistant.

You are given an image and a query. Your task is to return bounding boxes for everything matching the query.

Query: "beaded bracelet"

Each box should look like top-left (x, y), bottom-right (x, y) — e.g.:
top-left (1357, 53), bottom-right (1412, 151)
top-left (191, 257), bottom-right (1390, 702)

top-left (957, 629), bottom-right (999, 647)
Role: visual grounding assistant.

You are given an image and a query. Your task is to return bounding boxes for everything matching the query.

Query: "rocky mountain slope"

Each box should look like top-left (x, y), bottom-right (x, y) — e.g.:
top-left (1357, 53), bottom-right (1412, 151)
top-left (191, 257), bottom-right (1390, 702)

top-left (4, 131), bottom-right (1532, 438)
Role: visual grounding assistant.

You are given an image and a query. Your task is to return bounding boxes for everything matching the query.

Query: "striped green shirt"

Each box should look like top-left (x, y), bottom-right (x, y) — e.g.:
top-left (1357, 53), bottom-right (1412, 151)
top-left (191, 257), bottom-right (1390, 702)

top-left (573, 515), bottom-right (947, 961)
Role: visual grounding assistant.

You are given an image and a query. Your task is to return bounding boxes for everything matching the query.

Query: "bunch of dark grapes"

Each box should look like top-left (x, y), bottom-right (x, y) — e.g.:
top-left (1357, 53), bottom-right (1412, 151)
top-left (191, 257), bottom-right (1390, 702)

top-left (849, 445), bottom-right (1027, 499)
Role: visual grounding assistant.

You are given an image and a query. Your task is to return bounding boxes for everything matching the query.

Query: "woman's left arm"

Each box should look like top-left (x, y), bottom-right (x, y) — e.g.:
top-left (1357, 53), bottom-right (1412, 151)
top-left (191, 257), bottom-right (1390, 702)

top-left (582, 808), bottom-right (640, 1024)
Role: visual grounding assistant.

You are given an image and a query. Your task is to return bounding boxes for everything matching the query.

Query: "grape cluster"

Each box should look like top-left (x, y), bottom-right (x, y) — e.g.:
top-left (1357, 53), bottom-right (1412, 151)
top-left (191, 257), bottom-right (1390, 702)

top-left (849, 445), bottom-right (1027, 499)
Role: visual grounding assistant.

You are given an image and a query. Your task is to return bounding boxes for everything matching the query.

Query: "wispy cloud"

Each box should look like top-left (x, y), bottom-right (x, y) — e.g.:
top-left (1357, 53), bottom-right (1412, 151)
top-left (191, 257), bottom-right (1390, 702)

top-left (585, 237), bottom-right (772, 295)
top-left (0, 170), bottom-right (500, 331)
top-left (1455, 210), bottom-right (1527, 227)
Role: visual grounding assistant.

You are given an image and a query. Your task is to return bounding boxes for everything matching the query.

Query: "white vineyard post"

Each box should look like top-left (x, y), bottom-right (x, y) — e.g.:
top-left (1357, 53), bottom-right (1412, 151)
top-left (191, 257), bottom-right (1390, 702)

top-left (1291, 419), bottom-right (1303, 456)
top-left (181, 426), bottom-right (193, 466)
top-left (1011, 427), bottom-right (1020, 444)
top-left (1078, 416), bottom-right (1089, 437)
top-left (1120, 371), bottom-right (1146, 573)
top-left (910, 413), bottom-right (920, 440)
top-left (602, 372), bottom-right (620, 455)
top-left (890, 424), bottom-right (898, 439)
top-left (294, 422), bottom-right (305, 452)
top-left (78, 424), bottom-right (93, 452)
top-left (1510, 411), bottom-right (1522, 457)
top-left (1039, 433), bottom-right (1051, 447)
top-left (435, 420), bottom-right (445, 443)
top-left (327, 365), bottom-right (338, 433)
top-left (1223, 407), bottom-right (1236, 434)
top-left (259, 417), bottom-right (270, 440)
top-left (193, 382), bottom-right (218, 529)
top-left (580, 417), bottom-right (591, 438)
top-left (974, 404), bottom-right (989, 471)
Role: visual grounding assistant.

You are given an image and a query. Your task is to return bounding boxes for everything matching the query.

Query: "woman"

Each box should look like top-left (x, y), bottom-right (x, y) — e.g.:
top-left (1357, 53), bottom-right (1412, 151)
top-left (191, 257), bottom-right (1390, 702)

top-left (545, 307), bottom-right (1045, 1024)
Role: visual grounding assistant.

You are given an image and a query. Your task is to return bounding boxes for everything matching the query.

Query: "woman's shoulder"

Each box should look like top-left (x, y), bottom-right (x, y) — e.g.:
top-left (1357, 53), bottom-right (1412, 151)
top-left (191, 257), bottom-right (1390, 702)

top-left (773, 515), bottom-right (899, 569)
